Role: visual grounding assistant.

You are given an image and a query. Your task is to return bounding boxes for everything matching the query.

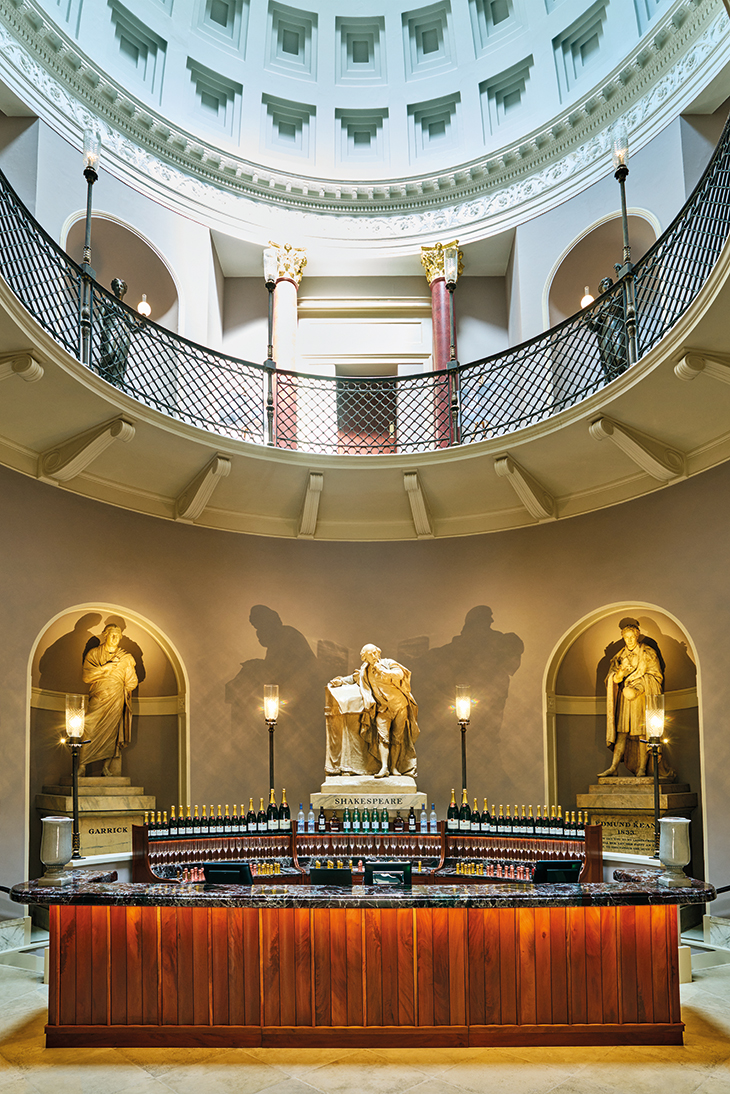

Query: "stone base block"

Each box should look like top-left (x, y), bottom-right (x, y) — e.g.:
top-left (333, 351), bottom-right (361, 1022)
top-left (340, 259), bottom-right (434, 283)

top-left (312, 785), bottom-right (427, 817)
top-left (37, 808), bottom-right (145, 856)
top-left (36, 793), bottom-right (156, 811)
top-left (0, 916), bottom-right (31, 952)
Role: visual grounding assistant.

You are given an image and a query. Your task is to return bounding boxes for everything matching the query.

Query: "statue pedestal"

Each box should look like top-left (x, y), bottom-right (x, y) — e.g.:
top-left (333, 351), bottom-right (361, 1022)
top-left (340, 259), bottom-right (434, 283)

top-left (311, 775), bottom-right (427, 817)
top-left (36, 776), bottom-right (156, 857)
top-left (577, 777), bottom-right (697, 856)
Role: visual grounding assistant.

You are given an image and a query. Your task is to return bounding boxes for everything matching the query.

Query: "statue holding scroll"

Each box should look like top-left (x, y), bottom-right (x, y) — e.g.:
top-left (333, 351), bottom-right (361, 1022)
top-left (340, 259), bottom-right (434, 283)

top-left (78, 624), bottom-right (138, 777)
top-left (328, 644), bottom-right (419, 779)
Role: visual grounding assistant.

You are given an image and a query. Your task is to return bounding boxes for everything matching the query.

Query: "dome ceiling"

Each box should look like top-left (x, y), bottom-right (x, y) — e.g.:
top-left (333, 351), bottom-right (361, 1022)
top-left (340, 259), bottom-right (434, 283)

top-left (0, 0), bottom-right (728, 251)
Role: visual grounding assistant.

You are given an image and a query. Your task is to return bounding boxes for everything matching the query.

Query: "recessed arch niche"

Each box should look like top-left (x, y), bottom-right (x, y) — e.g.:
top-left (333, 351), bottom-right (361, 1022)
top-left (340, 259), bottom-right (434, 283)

top-left (546, 213), bottom-right (658, 328)
top-left (544, 603), bottom-right (704, 882)
top-left (64, 215), bottom-right (179, 332)
top-left (27, 604), bottom-right (189, 877)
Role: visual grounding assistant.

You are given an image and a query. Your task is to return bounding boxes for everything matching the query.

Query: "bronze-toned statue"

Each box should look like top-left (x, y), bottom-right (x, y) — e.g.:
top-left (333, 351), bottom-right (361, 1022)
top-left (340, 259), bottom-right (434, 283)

top-left (585, 276), bottom-right (627, 382)
top-left (600, 617), bottom-right (664, 778)
top-left (78, 624), bottom-right (138, 776)
top-left (97, 278), bottom-right (143, 387)
top-left (328, 644), bottom-right (419, 779)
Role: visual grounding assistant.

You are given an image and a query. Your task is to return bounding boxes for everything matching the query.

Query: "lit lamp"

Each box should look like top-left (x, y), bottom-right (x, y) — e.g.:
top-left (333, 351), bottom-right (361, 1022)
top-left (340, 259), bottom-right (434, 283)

top-left (443, 241), bottom-right (461, 444)
top-left (455, 684), bottom-right (471, 793)
top-left (263, 684), bottom-right (280, 791)
top-left (610, 124), bottom-right (638, 366)
top-left (64, 693), bottom-right (88, 860)
top-left (80, 129), bottom-right (101, 368)
top-left (642, 693), bottom-right (665, 857)
top-left (263, 246), bottom-right (278, 445)
top-left (580, 286), bottom-right (594, 308)
top-left (137, 294), bottom-right (151, 317)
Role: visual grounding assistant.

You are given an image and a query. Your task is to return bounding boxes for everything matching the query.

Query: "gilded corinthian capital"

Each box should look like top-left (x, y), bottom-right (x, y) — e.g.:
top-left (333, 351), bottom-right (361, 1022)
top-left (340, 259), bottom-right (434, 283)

top-left (420, 240), bottom-right (464, 286)
top-left (268, 241), bottom-right (308, 287)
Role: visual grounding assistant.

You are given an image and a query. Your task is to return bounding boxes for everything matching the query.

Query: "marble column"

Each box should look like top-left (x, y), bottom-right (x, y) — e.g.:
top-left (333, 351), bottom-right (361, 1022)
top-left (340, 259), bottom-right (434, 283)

top-left (269, 242), bottom-right (307, 372)
top-left (420, 240), bottom-right (464, 445)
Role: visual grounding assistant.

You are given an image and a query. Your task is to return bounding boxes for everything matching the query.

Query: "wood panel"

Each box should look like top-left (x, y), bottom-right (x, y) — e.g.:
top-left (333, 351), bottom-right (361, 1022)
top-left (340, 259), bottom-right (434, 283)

top-left (364, 908), bottom-right (383, 1026)
top-left (90, 906), bottom-right (109, 1025)
top-left (517, 909), bottom-right (536, 1025)
top-left (534, 906), bottom-right (552, 1025)
top-left (415, 908), bottom-right (434, 1026)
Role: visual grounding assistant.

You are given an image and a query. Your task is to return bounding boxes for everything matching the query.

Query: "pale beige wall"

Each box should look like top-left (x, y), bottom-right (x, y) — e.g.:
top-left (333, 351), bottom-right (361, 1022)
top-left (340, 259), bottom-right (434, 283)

top-left (1, 460), bottom-right (729, 916)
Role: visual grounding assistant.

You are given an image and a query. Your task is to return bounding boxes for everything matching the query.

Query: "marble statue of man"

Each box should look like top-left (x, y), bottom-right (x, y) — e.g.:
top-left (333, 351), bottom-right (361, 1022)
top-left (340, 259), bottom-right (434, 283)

top-left (600, 617), bottom-right (663, 778)
top-left (78, 624), bottom-right (138, 777)
top-left (329, 644), bottom-right (419, 779)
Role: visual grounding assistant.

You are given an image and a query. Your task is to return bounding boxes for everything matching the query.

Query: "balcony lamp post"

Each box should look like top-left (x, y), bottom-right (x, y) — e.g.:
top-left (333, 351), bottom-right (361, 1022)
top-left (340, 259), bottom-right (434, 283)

top-left (611, 128), bottom-right (638, 368)
top-left (454, 684), bottom-right (471, 794)
top-left (443, 243), bottom-right (461, 444)
top-left (641, 693), bottom-right (665, 857)
top-left (80, 130), bottom-right (100, 368)
top-left (263, 248), bottom-right (277, 446)
top-left (263, 684), bottom-right (280, 792)
top-left (63, 693), bottom-right (88, 860)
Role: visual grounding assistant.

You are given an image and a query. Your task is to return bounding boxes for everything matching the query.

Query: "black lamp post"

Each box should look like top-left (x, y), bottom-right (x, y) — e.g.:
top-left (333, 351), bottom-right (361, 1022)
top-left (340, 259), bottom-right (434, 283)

top-left (80, 130), bottom-right (100, 368)
top-left (455, 684), bottom-right (471, 794)
top-left (263, 247), bottom-right (277, 446)
top-left (443, 242), bottom-right (461, 444)
top-left (264, 684), bottom-right (280, 792)
top-left (611, 128), bottom-right (638, 367)
top-left (641, 694), bottom-right (665, 857)
top-left (64, 693), bottom-right (88, 860)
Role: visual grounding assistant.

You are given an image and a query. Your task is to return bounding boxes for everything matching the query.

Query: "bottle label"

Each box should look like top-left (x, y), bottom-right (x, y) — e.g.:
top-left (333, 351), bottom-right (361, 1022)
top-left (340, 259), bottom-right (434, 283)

top-left (447, 819), bottom-right (458, 831)
top-left (459, 819), bottom-right (471, 831)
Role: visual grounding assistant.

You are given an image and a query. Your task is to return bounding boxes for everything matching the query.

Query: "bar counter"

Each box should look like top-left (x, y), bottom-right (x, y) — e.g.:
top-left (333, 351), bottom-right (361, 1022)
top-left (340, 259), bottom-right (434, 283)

top-left (12, 870), bottom-right (714, 1050)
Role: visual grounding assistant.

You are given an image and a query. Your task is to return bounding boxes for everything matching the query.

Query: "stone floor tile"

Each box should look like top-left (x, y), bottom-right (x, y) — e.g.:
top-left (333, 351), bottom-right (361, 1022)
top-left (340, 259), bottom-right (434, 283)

top-left (297, 1049), bottom-right (426, 1094)
top-left (159, 1057), bottom-right (289, 1094)
top-left (241, 1048), bottom-right (354, 1077)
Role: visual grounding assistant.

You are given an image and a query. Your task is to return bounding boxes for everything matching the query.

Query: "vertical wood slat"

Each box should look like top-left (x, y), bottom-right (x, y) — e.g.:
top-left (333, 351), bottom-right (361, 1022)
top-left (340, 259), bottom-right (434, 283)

top-left (242, 908), bottom-right (260, 1026)
top-left (380, 909), bottom-right (399, 1026)
top-left (191, 908), bottom-right (209, 1025)
top-left (568, 906), bottom-right (587, 1024)
top-left (667, 906), bottom-right (681, 1025)
top-left (365, 909), bottom-right (383, 1027)
top-left (600, 907), bottom-right (619, 1024)
top-left (498, 910), bottom-right (517, 1026)
top-left (294, 908), bottom-right (312, 1026)
top-left (90, 906), bottom-right (109, 1025)
top-left (74, 906), bottom-right (93, 1026)
top-left (549, 907), bottom-right (568, 1025)
top-left (329, 910), bottom-right (348, 1027)
top-left (397, 908), bottom-right (415, 1026)
top-left (585, 906), bottom-right (603, 1025)
top-left (517, 909), bottom-right (536, 1025)
top-left (534, 906), bottom-right (552, 1025)
top-left (618, 904), bottom-right (638, 1024)
top-left (47, 905), bottom-right (60, 1027)
top-left (482, 906), bottom-right (502, 1025)
top-left (313, 909), bottom-right (332, 1026)
top-left (432, 908), bottom-right (451, 1026)
top-left (176, 906), bottom-right (194, 1026)
top-left (448, 908), bottom-right (467, 1027)
top-left (634, 905), bottom-right (654, 1023)
top-left (160, 908), bottom-right (178, 1026)
top-left (227, 908), bottom-right (245, 1027)
top-left (261, 909), bottom-right (280, 1027)
top-left (110, 906), bottom-right (129, 1025)
top-left (210, 907), bottom-right (229, 1026)
top-left (278, 908), bottom-right (297, 1027)
top-left (345, 908), bottom-right (363, 1028)
top-left (416, 908), bottom-right (434, 1027)
top-left (467, 907), bottom-right (486, 1026)
top-left (650, 906), bottom-right (671, 1024)
top-left (58, 908), bottom-right (77, 1028)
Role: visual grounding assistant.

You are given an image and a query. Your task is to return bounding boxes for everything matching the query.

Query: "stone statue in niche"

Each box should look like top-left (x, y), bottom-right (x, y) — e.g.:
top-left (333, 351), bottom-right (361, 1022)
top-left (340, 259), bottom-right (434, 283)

top-left (327, 644), bottom-right (419, 779)
top-left (78, 624), bottom-right (138, 777)
top-left (599, 616), bottom-right (673, 779)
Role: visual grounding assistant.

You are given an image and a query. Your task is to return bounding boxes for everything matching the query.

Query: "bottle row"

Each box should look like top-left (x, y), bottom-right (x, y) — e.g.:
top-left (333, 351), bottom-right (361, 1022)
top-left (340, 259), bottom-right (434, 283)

top-left (445, 790), bottom-right (587, 840)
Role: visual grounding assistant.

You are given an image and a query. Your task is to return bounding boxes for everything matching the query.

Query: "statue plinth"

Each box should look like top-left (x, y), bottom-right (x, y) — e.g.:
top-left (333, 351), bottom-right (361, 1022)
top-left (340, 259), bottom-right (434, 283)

top-left (577, 778), bottom-right (697, 856)
top-left (36, 776), bottom-right (155, 856)
top-left (312, 775), bottom-right (426, 817)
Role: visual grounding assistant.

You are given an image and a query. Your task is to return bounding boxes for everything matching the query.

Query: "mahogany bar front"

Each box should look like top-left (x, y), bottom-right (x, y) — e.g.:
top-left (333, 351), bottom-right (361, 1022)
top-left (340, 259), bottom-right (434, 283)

top-left (12, 866), bottom-right (712, 1050)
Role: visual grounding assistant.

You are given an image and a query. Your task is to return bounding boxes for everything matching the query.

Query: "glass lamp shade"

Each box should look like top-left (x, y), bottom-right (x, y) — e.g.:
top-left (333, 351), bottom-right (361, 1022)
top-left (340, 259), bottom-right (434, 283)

top-left (65, 693), bottom-right (87, 739)
top-left (581, 286), bottom-right (594, 308)
top-left (263, 247), bottom-right (278, 285)
top-left (137, 294), bottom-right (151, 317)
top-left (612, 128), bottom-right (629, 171)
top-left (455, 684), bottom-right (471, 723)
top-left (443, 245), bottom-right (459, 287)
top-left (263, 684), bottom-right (279, 722)
top-left (82, 129), bottom-right (101, 174)
top-left (645, 693), bottom-right (665, 740)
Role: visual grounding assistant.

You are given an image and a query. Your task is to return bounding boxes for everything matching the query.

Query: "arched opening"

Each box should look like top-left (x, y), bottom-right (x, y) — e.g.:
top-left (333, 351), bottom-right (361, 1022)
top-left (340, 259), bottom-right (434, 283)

top-left (64, 215), bottom-right (179, 332)
top-left (544, 603), bottom-right (705, 910)
top-left (26, 603), bottom-right (189, 879)
top-left (546, 213), bottom-right (658, 327)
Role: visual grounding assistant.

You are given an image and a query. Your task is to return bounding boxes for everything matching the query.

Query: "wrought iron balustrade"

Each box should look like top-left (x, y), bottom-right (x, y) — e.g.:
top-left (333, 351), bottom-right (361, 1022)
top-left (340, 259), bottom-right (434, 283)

top-left (0, 111), bottom-right (729, 456)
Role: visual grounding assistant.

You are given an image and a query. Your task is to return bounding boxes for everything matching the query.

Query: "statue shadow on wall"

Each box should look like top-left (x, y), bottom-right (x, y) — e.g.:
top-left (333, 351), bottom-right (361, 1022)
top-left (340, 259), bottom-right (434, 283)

top-left (38, 612), bottom-right (103, 692)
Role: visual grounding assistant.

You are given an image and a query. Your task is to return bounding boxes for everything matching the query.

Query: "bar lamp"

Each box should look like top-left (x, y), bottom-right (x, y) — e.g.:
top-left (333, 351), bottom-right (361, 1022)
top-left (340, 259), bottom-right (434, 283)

top-left (80, 129), bottom-right (101, 368)
top-left (137, 294), bottom-right (151, 317)
top-left (643, 693), bottom-right (665, 857)
top-left (455, 684), bottom-right (471, 793)
top-left (610, 124), bottom-right (638, 366)
top-left (264, 684), bottom-right (280, 792)
top-left (64, 693), bottom-right (88, 860)
top-left (262, 246), bottom-right (278, 445)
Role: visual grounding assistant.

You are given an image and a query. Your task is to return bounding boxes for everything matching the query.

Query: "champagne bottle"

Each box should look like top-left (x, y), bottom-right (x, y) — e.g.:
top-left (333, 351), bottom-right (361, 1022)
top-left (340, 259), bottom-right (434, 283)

top-left (267, 790), bottom-right (279, 831)
top-left (317, 805), bottom-right (327, 832)
top-left (556, 805), bottom-right (565, 838)
top-left (230, 804), bottom-right (238, 835)
top-left (578, 810), bottom-right (586, 840)
top-left (169, 805), bottom-right (177, 839)
top-left (216, 804), bottom-right (224, 833)
top-left (447, 789), bottom-right (459, 832)
top-left (496, 804), bottom-right (504, 835)
top-left (505, 804), bottom-right (512, 834)
top-left (246, 797), bottom-right (256, 833)
top-left (520, 805), bottom-right (528, 836)
top-left (481, 798), bottom-right (490, 833)
top-left (160, 810), bottom-right (169, 840)
top-left (182, 805), bottom-right (191, 838)
top-left (191, 804), bottom-right (200, 836)
top-left (527, 805), bottom-right (535, 837)
top-left (257, 797), bottom-right (267, 833)
top-left (471, 798), bottom-right (480, 832)
top-left (459, 789), bottom-right (471, 832)
top-left (279, 789), bottom-right (291, 831)
top-left (223, 804), bottom-right (232, 835)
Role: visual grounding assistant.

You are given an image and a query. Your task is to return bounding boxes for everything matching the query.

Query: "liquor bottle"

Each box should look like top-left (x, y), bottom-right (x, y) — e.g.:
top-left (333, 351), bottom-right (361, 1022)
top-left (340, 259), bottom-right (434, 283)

top-left (257, 797), bottom-right (267, 833)
top-left (279, 789), bottom-right (291, 832)
top-left (317, 805), bottom-right (327, 832)
top-left (419, 803), bottom-right (428, 833)
top-left (297, 803), bottom-right (306, 832)
top-left (527, 805), bottom-right (535, 837)
top-left (329, 810), bottom-right (341, 832)
top-left (471, 799), bottom-right (480, 832)
top-left (481, 798), bottom-right (490, 833)
top-left (267, 790), bottom-right (279, 831)
top-left (394, 810), bottom-right (405, 832)
top-left (459, 789), bottom-right (471, 832)
top-left (514, 805), bottom-right (521, 835)
top-left (353, 807), bottom-right (362, 832)
top-left (446, 789), bottom-right (459, 832)
top-left (430, 802), bottom-right (438, 833)
top-left (307, 803), bottom-right (316, 833)
top-left (169, 805), bottom-right (177, 839)
top-left (343, 807), bottom-right (352, 832)
top-left (246, 798), bottom-right (256, 833)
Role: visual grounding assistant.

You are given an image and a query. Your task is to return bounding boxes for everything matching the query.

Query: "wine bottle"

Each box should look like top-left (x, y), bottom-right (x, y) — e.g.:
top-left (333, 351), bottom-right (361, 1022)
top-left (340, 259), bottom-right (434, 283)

top-left (267, 790), bottom-right (279, 831)
top-left (471, 798), bottom-right (480, 833)
top-left (505, 804), bottom-right (513, 834)
top-left (481, 798), bottom-right (490, 833)
top-left (430, 803), bottom-right (438, 834)
top-left (190, 805), bottom-right (199, 836)
top-left (419, 803), bottom-right (428, 833)
top-left (246, 798), bottom-right (256, 833)
top-left (447, 789), bottom-right (459, 832)
top-left (317, 805), bottom-right (327, 832)
top-left (279, 789), bottom-right (291, 832)
top-left (459, 789), bottom-right (471, 832)
top-left (230, 804), bottom-right (238, 835)
top-left (307, 803), bottom-right (316, 833)
top-left (257, 797), bottom-right (267, 833)
top-left (520, 805), bottom-right (528, 836)
top-left (408, 806), bottom-right (418, 833)
top-left (577, 810), bottom-right (586, 840)
top-left (297, 802), bottom-right (306, 832)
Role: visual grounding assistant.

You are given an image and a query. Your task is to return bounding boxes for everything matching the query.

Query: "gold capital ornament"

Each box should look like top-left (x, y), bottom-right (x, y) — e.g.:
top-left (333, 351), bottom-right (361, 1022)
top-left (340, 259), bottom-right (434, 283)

top-left (420, 240), bottom-right (464, 286)
top-left (268, 241), bottom-right (307, 287)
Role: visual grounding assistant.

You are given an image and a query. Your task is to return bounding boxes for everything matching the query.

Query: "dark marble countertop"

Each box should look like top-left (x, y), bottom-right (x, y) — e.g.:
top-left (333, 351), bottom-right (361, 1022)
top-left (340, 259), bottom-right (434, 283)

top-left (10, 867), bottom-right (715, 909)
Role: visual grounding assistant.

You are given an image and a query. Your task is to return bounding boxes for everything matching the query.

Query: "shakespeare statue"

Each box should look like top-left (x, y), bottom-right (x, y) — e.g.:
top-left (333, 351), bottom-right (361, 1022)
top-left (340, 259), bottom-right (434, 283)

top-left (78, 624), bottom-right (138, 776)
top-left (600, 617), bottom-right (672, 778)
top-left (328, 644), bottom-right (419, 779)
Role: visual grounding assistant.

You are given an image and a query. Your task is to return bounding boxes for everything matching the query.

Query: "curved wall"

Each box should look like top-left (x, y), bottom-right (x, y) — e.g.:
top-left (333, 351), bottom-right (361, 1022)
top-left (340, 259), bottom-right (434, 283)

top-left (1, 457), bottom-right (728, 914)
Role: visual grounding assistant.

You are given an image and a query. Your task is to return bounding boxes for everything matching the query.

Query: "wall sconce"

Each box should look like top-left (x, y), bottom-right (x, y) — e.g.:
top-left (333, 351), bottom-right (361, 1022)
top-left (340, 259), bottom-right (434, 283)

top-left (264, 684), bottom-right (280, 791)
